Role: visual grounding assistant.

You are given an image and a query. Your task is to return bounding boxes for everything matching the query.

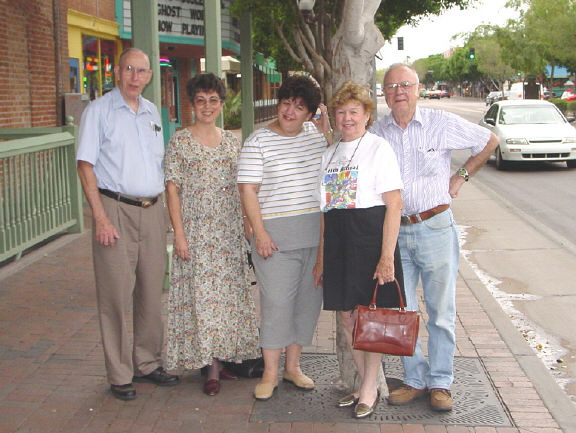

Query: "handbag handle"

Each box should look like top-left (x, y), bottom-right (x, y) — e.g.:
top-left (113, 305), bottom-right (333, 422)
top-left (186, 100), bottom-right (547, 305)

top-left (369, 278), bottom-right (406, 312)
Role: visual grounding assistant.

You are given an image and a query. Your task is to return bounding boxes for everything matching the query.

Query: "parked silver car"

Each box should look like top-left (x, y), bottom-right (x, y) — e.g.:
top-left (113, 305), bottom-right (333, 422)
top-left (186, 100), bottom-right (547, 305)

top-left (485, 90), bottom-right (508, 106)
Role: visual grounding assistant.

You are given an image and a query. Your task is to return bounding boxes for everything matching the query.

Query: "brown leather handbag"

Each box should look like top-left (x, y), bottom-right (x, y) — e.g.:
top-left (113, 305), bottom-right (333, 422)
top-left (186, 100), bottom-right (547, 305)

top-left (352, 279), bottom-right (419, 356)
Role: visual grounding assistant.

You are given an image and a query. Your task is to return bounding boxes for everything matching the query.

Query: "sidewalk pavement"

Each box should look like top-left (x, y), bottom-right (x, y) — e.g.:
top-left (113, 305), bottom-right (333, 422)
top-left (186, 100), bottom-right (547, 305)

top-left (1, 179), bottom-right (575, 432)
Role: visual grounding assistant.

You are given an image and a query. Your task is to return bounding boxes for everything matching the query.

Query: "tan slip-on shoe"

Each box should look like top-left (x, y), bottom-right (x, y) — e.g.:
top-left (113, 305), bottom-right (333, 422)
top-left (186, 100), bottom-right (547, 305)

top-left (254, 380), bottom-right (278, 400)
top-left (430, 388), bottom-right (453, 411)
top-left (387, 384), bottom-right (428, 406)
top-left (282, 371), bottom-right (315, 390)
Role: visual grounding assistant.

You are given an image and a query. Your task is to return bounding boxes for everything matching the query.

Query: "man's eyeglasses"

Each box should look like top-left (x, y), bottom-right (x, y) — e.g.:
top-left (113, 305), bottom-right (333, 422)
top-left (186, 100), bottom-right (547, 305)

top-left (193, 97), bottom-right (223, 106)
top-left (122, 65), bottom-right (151, 77)
top-left (384, 81), bottom-right (418, 92)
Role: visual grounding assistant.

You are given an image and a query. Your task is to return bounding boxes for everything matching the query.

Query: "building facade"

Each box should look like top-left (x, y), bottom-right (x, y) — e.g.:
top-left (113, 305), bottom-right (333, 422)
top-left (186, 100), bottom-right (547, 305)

top-left (0, 0), bottom-right (280, 136)
top-left (0, 0), bottom-right (69, 128)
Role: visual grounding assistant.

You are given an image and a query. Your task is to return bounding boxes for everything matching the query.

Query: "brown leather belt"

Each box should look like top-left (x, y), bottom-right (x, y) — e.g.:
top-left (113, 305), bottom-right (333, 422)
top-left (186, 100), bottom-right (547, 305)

top-left (401, 204), bottom-right (450, 225)
top-left (98, 188), bottom-right (159, 208)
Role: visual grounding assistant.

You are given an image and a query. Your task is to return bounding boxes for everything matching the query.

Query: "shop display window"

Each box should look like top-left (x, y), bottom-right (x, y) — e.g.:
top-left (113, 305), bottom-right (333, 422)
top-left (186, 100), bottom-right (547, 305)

top-left (82, 35), bottom-right (117, 100)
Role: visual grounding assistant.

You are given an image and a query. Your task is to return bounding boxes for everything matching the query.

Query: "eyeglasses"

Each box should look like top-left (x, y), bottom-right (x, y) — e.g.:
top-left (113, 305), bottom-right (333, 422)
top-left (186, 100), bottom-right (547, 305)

top-left (384, 81), bottom-right (418, 92)
top-left (193, 97), bottom-right (223, 106)
top-left (122, 65), bottom-right (151, 77)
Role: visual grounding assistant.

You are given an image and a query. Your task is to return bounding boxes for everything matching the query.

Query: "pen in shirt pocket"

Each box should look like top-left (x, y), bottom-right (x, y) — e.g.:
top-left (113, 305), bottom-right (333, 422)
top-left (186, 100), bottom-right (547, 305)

top-left (150, 121), bottom-right (162, 136)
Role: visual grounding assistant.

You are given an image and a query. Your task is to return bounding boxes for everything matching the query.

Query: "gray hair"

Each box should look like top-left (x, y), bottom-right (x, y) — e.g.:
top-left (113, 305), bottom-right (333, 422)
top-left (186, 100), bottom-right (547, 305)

top-left (118, 47), bottom-right (150, 67)
top-left (383, 63), bottom-right (419, 85)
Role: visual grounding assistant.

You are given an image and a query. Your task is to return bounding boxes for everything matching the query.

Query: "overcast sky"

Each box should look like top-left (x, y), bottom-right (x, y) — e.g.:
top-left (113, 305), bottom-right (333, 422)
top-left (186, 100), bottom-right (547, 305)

top-left (376, 0), bottom-right (520, 69)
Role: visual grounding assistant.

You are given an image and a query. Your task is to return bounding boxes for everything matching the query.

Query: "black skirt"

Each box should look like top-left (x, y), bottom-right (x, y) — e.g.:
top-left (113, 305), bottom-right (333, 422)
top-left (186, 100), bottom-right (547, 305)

top-left (322, 206), bottom-right (405, 311)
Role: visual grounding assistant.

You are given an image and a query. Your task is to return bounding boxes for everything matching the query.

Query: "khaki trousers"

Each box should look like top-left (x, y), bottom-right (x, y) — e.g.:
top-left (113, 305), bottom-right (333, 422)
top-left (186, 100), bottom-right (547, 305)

top-left (92, 194), bottom-right (166, 385)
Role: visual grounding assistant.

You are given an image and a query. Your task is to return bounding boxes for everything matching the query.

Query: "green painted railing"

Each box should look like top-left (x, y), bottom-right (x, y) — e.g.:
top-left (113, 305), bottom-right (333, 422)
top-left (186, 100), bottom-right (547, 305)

top-left (0, 121), bottom-right (84, 263)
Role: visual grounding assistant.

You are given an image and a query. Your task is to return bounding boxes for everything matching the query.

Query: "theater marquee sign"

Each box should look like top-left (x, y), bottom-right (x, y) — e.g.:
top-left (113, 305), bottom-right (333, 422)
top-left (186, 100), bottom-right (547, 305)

top-left (122, 0), bottom-right (239, 44)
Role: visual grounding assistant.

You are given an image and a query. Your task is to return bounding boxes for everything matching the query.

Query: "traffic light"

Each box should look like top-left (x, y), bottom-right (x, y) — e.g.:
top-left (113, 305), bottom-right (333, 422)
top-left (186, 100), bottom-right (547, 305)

top-left (398, 37), bottom-right (404, 50)
top-left (468, 48), bottom-right (476, 59)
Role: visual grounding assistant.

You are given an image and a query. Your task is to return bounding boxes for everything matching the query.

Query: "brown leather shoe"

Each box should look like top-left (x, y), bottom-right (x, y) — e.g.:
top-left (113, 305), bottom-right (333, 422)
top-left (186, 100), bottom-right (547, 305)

top-left (430, 388), bottom-right (453, 411)
top-left (203, 379), bottom-right (220, 396)
top-left (219, 367), bottom-right (239, 380)
top-left (387, 384), bottom-right (427, 406)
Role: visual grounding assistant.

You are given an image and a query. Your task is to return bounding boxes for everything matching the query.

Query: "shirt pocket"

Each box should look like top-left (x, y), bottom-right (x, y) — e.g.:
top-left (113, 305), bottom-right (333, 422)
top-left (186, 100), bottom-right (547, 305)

top-left (142, 122), bottom-right (165, 159)
top-left (417, 145), bottom-right (441, 177)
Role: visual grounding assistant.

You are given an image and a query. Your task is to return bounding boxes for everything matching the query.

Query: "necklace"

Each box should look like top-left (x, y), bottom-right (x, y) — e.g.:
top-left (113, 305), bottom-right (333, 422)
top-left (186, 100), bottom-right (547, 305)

top-left (324, 132), bottom-right (366, 170)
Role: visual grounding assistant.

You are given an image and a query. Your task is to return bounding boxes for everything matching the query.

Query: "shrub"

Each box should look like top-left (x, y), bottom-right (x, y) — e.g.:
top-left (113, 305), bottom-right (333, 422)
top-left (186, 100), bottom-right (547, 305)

top-left (550, 98), bottom-right (567, 114)
top-left (224, 89), bottom-right (242, 130)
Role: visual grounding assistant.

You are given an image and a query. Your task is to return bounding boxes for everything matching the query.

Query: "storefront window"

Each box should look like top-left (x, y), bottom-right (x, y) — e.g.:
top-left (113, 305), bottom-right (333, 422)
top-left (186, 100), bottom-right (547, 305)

top-left (161, 58), bottom-right (179, 124)
top-left (82, 35), bottom-right (117, 100)
top-left (101, 40), bottom-right (116, 95)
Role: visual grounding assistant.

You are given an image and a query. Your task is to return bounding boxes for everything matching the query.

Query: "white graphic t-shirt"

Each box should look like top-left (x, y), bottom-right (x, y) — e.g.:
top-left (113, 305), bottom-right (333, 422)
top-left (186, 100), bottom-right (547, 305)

top-left (319, 131), bottom-right (403, 212)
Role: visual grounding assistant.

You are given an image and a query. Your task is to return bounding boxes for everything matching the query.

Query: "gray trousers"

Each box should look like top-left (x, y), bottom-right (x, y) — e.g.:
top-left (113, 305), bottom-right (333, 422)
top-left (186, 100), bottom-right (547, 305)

top-left (252, 247), bottom-right (323, 349)
top-left (92, 194), bottom-right (166, 385)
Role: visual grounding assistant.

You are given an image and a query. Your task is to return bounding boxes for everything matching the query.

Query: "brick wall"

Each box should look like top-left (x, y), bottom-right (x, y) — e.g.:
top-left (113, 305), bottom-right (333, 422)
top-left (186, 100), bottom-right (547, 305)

top-left (67, 0), bottom-right (115, 21)
top-left (0, 0), bottom-right (68, 128)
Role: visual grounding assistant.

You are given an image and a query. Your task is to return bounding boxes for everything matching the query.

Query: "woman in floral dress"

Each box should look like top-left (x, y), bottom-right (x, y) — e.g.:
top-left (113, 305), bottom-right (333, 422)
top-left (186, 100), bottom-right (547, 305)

top-left (164, 73), bottom-right (260, 396)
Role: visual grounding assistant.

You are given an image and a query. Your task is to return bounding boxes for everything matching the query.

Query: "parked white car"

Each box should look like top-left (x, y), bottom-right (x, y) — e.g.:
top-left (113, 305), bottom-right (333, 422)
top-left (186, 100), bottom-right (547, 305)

top-left (479, 100), bottom-right (576, 170)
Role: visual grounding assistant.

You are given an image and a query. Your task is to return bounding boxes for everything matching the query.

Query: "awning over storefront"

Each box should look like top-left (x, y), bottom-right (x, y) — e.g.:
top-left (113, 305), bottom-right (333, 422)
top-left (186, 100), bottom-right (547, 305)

top-left (200, 56), bottom-right (241, 74)
top-left (254, 54), bottom-right (282, 83)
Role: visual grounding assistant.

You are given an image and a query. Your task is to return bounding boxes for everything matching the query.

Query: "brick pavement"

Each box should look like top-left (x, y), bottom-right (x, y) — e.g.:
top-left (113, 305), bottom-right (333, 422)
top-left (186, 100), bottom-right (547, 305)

top-left (0, 193), bottom-right (571, 433)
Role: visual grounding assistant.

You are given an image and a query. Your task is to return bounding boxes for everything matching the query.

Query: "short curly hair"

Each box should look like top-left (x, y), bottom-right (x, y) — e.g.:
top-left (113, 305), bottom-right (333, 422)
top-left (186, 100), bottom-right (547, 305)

top-left (186, 73), bottom-right (226, 102)
top-left (277, 75), bottom-right (322, 114)
top-left (328, 81), bottom-right (375, 127)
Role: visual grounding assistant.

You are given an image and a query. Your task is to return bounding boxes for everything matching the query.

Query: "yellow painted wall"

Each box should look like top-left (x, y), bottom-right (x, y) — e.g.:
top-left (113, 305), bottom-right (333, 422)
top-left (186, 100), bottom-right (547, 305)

top-left (67, 9), bottom-right (122, 95)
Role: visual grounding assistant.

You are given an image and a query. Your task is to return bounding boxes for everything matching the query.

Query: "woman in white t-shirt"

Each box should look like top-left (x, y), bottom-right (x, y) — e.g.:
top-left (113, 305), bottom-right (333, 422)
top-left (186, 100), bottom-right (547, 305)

top-left (314, 82), bottom-right (405, 419)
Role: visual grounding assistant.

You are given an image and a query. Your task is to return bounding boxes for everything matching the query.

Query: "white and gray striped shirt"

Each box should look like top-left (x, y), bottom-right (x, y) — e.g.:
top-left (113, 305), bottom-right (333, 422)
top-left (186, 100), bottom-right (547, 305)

top-left (237, 122), bottom-right (327, 219)
top-left (371, 107), bottom-right (490, 216)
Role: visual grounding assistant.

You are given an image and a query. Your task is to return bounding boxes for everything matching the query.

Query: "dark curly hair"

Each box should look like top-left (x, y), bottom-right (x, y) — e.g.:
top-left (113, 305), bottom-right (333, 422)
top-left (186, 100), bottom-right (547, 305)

top-left (186, 73), bottom-right (226, 102)
top-left (278, 75), bottom-right (322, 114)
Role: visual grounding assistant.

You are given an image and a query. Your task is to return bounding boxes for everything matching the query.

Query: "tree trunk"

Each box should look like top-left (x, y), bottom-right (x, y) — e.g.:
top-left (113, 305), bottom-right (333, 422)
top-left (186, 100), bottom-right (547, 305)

top-left (329, 0), bottom-right (384, 95)
top-left (331, 0), bottom-right (388, 397)
top-left (336, 315), bottom-right (389, 397)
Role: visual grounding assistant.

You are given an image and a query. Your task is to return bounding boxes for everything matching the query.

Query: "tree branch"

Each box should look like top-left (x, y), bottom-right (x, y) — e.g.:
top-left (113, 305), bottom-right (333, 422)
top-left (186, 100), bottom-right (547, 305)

top-left (273, 19), bottom-right (304, 65)
top-left (293, 30), bottom-right (315, 72)
top-left (298, 25), bottom-right (332, 74)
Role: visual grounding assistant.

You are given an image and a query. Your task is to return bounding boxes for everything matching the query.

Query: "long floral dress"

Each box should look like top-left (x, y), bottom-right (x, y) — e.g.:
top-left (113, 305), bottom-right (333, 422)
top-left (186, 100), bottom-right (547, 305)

top-left (164, 128), bottom-right (260, 370)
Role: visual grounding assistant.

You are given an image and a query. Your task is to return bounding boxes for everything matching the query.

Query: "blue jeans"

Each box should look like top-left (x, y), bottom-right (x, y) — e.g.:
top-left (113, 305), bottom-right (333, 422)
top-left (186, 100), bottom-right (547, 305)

top-left (398, 209), bottom-right (459, 390)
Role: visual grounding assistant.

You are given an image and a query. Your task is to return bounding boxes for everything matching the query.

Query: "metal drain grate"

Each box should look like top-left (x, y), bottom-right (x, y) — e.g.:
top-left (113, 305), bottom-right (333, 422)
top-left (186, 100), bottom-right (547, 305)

top-left (250, 354), bottom-right (512, 426)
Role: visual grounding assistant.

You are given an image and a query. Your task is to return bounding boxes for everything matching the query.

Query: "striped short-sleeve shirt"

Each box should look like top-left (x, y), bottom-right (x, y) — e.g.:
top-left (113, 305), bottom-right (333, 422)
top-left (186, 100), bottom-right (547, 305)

top-left (237, 122), bottom-right (327, 219)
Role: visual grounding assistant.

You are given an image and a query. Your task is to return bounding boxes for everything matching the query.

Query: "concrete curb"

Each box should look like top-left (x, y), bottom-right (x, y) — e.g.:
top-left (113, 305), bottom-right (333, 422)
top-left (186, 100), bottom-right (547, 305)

top-left (457, 184), bottom-right (576, 433)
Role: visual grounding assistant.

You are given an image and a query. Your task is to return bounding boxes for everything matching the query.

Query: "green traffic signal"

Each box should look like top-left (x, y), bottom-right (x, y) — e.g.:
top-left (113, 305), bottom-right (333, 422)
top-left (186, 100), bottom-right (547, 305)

top-left (468, 48), bottom-right (476, 59)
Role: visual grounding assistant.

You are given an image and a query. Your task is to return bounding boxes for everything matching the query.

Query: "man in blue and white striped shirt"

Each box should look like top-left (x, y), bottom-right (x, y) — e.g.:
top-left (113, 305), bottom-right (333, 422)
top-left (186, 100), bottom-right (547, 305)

top-left (371, 63), bottom-right (498, 412)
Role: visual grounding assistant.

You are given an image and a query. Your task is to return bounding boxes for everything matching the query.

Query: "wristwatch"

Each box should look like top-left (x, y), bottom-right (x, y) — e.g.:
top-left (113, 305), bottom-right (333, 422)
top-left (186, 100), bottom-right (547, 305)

top-left (457, 167), bottom-right (469, 181)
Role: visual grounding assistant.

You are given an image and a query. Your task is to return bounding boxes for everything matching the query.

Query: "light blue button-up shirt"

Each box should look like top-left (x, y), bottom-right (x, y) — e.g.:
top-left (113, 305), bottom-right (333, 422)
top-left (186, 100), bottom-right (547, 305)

top-left (76, 87), bottom-right (165, 197)
top-left (371, 107), bottom-right (490, 215)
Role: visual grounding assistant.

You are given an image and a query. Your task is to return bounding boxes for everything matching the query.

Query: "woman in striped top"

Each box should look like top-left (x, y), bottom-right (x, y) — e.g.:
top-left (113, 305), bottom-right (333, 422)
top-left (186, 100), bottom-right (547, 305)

top-left (238, 75), bottom-right (331, 401)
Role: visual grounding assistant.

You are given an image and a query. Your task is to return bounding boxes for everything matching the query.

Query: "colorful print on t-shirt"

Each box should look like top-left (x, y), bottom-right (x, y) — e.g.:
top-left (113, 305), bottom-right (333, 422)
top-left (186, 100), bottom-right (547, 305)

top-left (323, 165), bottom-right (358, 210)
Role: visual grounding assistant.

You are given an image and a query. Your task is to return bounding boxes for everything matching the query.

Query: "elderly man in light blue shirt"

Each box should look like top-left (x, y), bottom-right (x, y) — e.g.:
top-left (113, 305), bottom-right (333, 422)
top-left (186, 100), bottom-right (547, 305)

top-left (371, 63), bottom-right (498, 412)
top-left (76, 47), bottom-right (179, 401)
